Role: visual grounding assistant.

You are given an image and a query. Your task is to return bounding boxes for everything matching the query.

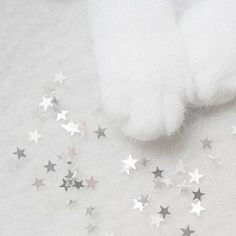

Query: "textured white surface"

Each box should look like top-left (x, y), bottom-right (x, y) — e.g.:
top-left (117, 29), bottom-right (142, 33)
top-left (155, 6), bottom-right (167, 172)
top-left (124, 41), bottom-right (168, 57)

top-left (0, 1), bottom-right (236, 235)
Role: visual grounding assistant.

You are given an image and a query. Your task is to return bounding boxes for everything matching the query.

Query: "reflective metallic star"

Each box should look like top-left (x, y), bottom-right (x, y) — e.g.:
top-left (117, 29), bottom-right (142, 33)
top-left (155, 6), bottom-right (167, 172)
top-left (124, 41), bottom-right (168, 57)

top-left (73, 179), bottom-right (85, 189)
top-left (138, 194), bottom-right (150, 207)
top-left (181, 225), bottom-right (195, 236)
top-left (29, 129), bottom-right (42, 144)
top-left (94, 126), bottom-right (106, 139)
top-left (86, 206), bottom-right (95, 216)
top-left (86, 223), bottom-right (97, 233)
top-left (177, 180), bottom-right (192, 193)
top-left (140, 158), bottom-right (151, 167)
top-left (54, 71), bottom-right (67, 84)
top-left (32, 178), bottom-right (44, 189)
top-left (39, 96), bottom-right (53, 111)
top-left (152, 166), bottom-right (163, 179)
top-left (66, 199), bottom-right (77, 209)
top-left (86, 176), bottom-right (98, 190)
top-left (158, 206), bottom-right (171, 219)
top-left (65, 169), bottom-right (76, 179)
top-left (150, 214), bottom-right (164, 228)
top-left (190, 201), bottom-right (205, 216)
top-left (133, 199), bottom-right (144, 212)
top-left (201, 138), bottom-right (213, 149)
top-left (121, 155), bottom-right (138, 170)
top-left (192, 188), bottom-right (205, 201)
top-left (189, 169), bottom-right (203, 184)
top-left (13, 147), bottom-right (26, 159)
top-left (57, 110), bottom-right (68, 121)
top-left (44, 160), bottom-right (56, 173)
top-left (61, 121), bottom-right (80, 136)
top-left (175, 160), bottom-right (186, 174)
top-left (59, 179), bottom-right (71, 191)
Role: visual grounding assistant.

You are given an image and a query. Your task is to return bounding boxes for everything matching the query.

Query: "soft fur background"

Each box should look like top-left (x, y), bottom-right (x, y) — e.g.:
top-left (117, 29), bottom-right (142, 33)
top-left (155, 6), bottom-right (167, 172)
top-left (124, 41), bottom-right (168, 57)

top-left (0, 0), bottom-right (236, 235)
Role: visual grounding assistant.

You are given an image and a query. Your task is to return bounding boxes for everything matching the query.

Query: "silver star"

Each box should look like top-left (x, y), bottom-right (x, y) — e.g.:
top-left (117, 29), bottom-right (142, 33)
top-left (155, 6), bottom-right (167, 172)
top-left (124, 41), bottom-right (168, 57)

top-left (86, 223), bottom-right (97, 233)
top-left (59, 179), bottom-right (71, 191)
top-left (13, 147), bottom-right (26, 159)
top-left (61, 121), bottom-right (80, 136)
top-left (161, 175), bottom-right (175, 188)
top-left (86, 176), bottom-right (98, 190)
top-left (181, 225), bottom-right (195, 236)
top-left (152, 166), bottom-right (163, 179)
top-left (86, 206), bottom-right (95, 216)
top-left (133, 199), bottom-right (144, 212)
top-left (192, 188), bottom-right (205, 201)
top-left (57, 110), bottom-right (68, 121)
top-left (29, 129), bottom-right (42, 144)
top-left (189, 169), bottom-right (203, 184)
top-left (190, 201), bottom-right (205, 216)
top-left (39, 96), bottom-right (53, 111)
top-left (65, 169), bottom-right (76, 179)
top-left (201, 138), bottom-right (213, 149)
top-left (138, 194), bottom-right (150, 207)
top-left (121, 155), bottom-right (138, 170)
top-left (94, 126), bottom-right (106, 139)
top-left (32, 178), bottom-right (44, 189)
top-left (158, 206), bottom-right (171, 219)
top-left (73, 179), bottom-right (85, 189)
top-left (44, 160), bottom-right (56, 173)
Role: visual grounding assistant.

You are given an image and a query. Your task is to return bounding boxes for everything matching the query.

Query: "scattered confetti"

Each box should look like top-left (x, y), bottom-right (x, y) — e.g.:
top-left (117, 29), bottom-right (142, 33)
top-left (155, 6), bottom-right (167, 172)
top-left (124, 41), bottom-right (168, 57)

top-left (66, 199), bottom-right (77, 209)
top-left (73, 179), bottom-right (85, 190)
top-left (152, 166), bottom-right (163, 179)
top-left (29, 129), bottom-right (42, 144)
top-left (94, 125), bottom-right (106, 139)
top-left (150, 214), bottom-right (164, 228)
top-left (59, 179), bottom-right (71, 192)
top-left (32, 178), bottom-right (44, 189)
top-left (13, 147), bottom-right (26, 159)
top-left (86, 176), bottom-right (98, 190)
top-left (39, 96), bottom-right (53, 111)
top-left (57, 110), bottom-right (68, 121)
top-left (140, 158), bottom-right (151, 167)
top-left (201, 138), bottom-right (213, 149)
top-left (190, 201), bottom-right (205, 216)
top-left (158, 206), bottom-right (171, 219)
top-left (44, 160), bottom-right (56, 173)
top-left (62, 121), bottom-right (80, 136)
top-left (181, 225), bottom-right (195, 236)
top-left (189, 169), bottom-right (203, 184)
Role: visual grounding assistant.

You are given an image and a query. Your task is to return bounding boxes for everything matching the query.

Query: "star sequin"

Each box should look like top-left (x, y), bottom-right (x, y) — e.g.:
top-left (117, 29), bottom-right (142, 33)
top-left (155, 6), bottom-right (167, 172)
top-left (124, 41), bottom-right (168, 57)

top-left (57, 110), bottom-right (68, 121)
top-left (94, 126), bottom-right (106, 139)
top-left (138, 194), bottom-right (150, 207)
top-left (192, 188), bottom-right (205, 201)
top-left (121, 155), bottom-right (138, 170)
top-left (32, 178), bottom-right (44, 189)
top-left (133, 199), bottom-right (144, 212)
top-left (13, 147), bottom-right (26, 159)
top-left (54, 71), bottom-right (67, 84)
top-left (65, 169), bottom-right (76, 179)
top-left (86, 176), bottom-right (98, 190)
top-left (181, 225), bottom-right (195, 236)
top-left (189, 169), bottom-right (203, 184)
top-left (86, 223), bottom-right (97, 233)
top-left (201, 138), bottom-right (213, 149)
top-left (86, 206), bottom-right (95, 216)
top-left (61, 121), bottom-right (80, 136)
top-left (59, 179), bottom-right (71, 191)
top-left (73, 179), bottom-right (85, 189)
top-left (44, 160), bottom-right (56, 173)
top-left (190, 201), bottom-right (205, 216)
top-left (175, 160), bottom-right (186, 174)
top-left (29, 129), bottom-right (42, 144)
top-left (158, 206), bottom-right (171, 219)
top-left (39, 96), bottom-right (53, 111)
top-left (152, 166), bottom-right (163, 179)
top-left (150, 214), bottom-right (164, 228)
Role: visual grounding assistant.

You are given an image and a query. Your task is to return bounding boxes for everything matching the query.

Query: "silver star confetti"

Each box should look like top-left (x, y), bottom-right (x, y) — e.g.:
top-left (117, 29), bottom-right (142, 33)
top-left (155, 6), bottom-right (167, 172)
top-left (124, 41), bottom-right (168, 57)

top-left (57, 110), bottom-right (68, 121)
top-left (94, 125), bottom-right (106, 139)
top-left (73, 179), bottom-right (85, 189)
top-left (39, 96), bottom-right (53, 111)
top-left (32, 178), bottom-right (44, 190)
top-left (61, 121), bottom-right (80, 136)
top-left (140, 158), bottom-right (151, 167)
top-left (59, 179), bottom-right (71, 191)
top-left (28, 129), bottom-right (42, 144)
top-left (66, 199), bottom-right (77, 209)
top-left (158, 206), bottom-right (171, 219)
top-left (13, 147), bottom-right (26, 159)
top-left (181, 225), bottom-right (195, 236)
top-left (192, 188), bottom-right (205, 201)
top-left (201, 138), bottom-right (213, 149)
top-left (189, 169), bottom-right (203, 184)
top-left (190, 201), bottom-right (205, 216)
top-left (86, 176), bottom-right (98, 190)
top-left (44, 160), bottom-right (56, 173)
top-left (150, 214), bottom-right (164, 228)
top-left (152, 166), bottom-right (163, 179)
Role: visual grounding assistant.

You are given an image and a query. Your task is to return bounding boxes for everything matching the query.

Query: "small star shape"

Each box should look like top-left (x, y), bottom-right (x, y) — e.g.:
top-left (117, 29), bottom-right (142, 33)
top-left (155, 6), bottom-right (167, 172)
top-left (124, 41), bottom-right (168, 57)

top-left (29, 129), bottom-right (42, 144)
top-left (181, 225), bottom-right (195, 236)
top-left (73, 179), bottom-right (85, 189)
top-left (86, 176), bottom-right (98, 189)
top-left (86, 223), bottom-right (97, 233)
top-left (94, 126), bottom-right (106, 139)
top-left (13, 147), bottom-right (26, 159)
top-left (54, 71), bottom-right (67, 84)
top-left (158, 206), bottom-right (171, 219)
top-left (201, 138), bottom-right (213, 149)
top-left (32, 178), bottom-right (44, 189)
top-left (189, 169), bottom-right (203, 184)
top-left (86, 206), bottom-right (95, 216)
top-left (61, 121), bottom-right (80, 136)
top-left (193, 188), bottom-right (205, 201)
top-left (190, 201), bottom-right (205, 216)
top-left (65, 169), bottom-right (76, 179)
top-left (59, 179), bottom-right (71, 191)
top-left (152, 166), bottom-right (163, 179)
top-left (39, 96), bottom-right (53, 111)
top-left (138, 194), bottom-right (150, 207)
top-left (57, 110), bottom-right (68, 121)
top-left (44, 160), bottom-right (56, 173)
top-left (150, 214), bottom-right (164, 228)
top-left (121, 155), bottom-right (138, 170)
top-left (175, 160), bottom-right (186, 174)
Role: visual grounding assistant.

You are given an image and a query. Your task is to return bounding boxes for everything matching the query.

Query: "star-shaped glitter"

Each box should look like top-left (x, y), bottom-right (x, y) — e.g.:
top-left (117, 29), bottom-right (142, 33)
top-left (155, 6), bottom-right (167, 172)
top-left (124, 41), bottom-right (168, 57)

top-left (39, 96), bottom-right (53, 111)
top-left (190, 201), bottom-right (205, 216)
top-left (158, 206), bottom-right (171, 219)
top-left (73, 179), bottom-right (85, 189)
top-left (138, 194), bottom-right (150, 207)
top-left (150, 214), bottom-right (164, 228)
top-left (175, 160), bottom-right (186, 174)
top-left (44, 160), bottom-right (56, 173)
top-left (13, 147), bottom-right (26, 159)
top-left (86, 223), bottom-right (97, 233)
top-left (121, 155), bottom-right (138, 171)
top-left (177, 180), bottom-right (192, 193)
top-left (66, 199), bottom-right (77, 209)
top-left (189, 169), bottom-right (203, 184)
top-left (86, 206), bottom-right (95, 216)
top-left (61, 121), bottom-right (80, 136)
top-left (192, 188), bottom-right (205, 201)
top-left (140, 158), bottom-right (151, 167)
top-left (133, 199), bottom-right (144, 212)
top-left (94, 126), bottom-right (106, 139)
top-left (152, 166), bottom-right (163, 179)
top-left (86, 176), bottom-right (98, 190)
top-left (65, 169), bottom-right (76, 179)
top-left (59, 179), bottom-right (71, 191)
top-left (54, 71), bottom-right (67, 84)
top-left (161, 175), bottom-right (174, 188)
top-left (201, 138), bottom-right (213, 149)
top-left (57, 110), bottom-right (68, 121)
top-left (231, 126), bottom-right (236, 135)
top-left (32, 178), bottom-right (44, 189)
top-left (29, 129), bottom-right (42, 144)
top-left (181, 225), bottom-right (195, 236)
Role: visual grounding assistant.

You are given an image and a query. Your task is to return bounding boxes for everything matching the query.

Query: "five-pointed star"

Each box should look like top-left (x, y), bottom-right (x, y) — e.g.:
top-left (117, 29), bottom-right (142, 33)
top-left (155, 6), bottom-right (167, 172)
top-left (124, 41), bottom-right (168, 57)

top-left (39, 96), bottom-right (53, 111)
top-left (86, 206), bottom-right (95, 216)
top-left (61, 121), bottom-right (80, 136)
top-left (59, 179), bottom-right (71, 191)
top-left (181, 225), bottom-right (195, 236)
top-left (44, 160), bottom-right (56, 173)
top-left (158, 206), bottom-right (171, 219)
top-left (65, 169), bottom-right (76, 179)
top-left (201, 138), bottom-right (213, 149)
top-left (231, 126), bottom-right (236, 135)
top-left (177, 180), bottom-right (192, 193)
top-left (175, 160), bottom-right (186, 174)
top-left (190, 201), bottom-right (205, 216)
top-left (32, 178), bottom-right (44, 189)
top-left (152, 166), bottom-right (163, 179)
top-left (29, 129), bottom-right (42, 143)
top-left (86, 176), bottom-right (98, 189)
top-left (121, 155), bottom-right (138, 170)
top-left (161, 175), bottom-right (175, 188)
top-left (150, 214), bottom-right (164, 228)
top-left (86, 223), bottom-right (97, 233)
top-left (138, 194), bottom-right (150, 207)
top-left (140, 158), bottom-right (151, 167)
top-left (189, 169), bottom-right (203, 184)
top-left (94, 126), bottom-right (106, 139)
top-left (193, 188), bottom-right (205, 201)
top-left (66, 199), bottom-right (77, 209)
top-left (73, 179), bottom-right (85, 189)
top-left (13, 147), bottom-right (26, 159)
top-left (133, 199), bottom-right (144, 212)
top-left (57, 110), bottom-right (68, 121)
top-left (54, 71), bottom-right (67, 84)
